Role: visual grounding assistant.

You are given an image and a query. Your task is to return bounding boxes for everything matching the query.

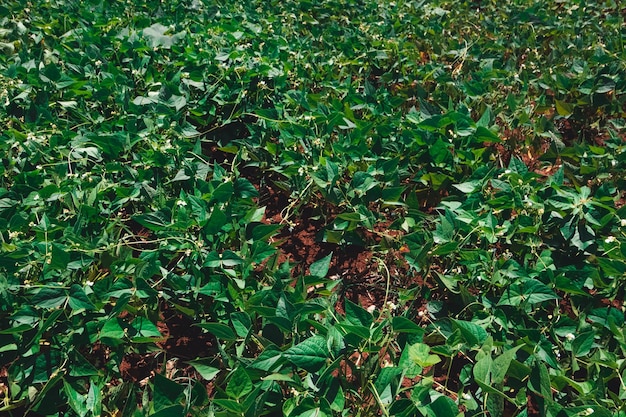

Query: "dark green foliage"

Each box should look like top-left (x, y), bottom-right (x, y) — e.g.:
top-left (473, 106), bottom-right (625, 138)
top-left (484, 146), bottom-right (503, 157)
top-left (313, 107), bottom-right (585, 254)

top-left (1, 0), bottom-right (625, 416)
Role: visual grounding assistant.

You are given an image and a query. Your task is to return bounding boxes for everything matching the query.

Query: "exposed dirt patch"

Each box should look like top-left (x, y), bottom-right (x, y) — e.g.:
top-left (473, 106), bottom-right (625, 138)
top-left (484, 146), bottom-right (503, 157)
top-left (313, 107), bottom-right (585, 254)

top-left (120, 352), bottom-right (159, 384)
top-left (157, 305), bottom-right (218, 360)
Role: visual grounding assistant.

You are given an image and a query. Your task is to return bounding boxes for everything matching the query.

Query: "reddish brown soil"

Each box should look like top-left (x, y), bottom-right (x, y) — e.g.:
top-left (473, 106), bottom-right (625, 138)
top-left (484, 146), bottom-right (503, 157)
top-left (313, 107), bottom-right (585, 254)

top-left (157, 307), bottom-right (218, 360)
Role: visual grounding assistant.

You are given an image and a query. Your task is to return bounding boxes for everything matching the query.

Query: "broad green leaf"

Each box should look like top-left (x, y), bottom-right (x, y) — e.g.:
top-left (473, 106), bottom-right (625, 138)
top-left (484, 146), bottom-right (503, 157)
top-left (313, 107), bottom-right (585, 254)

top-left (398, 346), bottom-right (422, 379)
top-left (32, 349), bottom-right (63, 383)
top-left (68, 284), bottom-right (96, 311)
top-left (310, 252), bottom-right (333, 278)
top-left (251, 240), bottom-right (277, 264)
top-left (64, 381), bottom-right (88, 417)
top-left (284, 335), bottom-right (329, 372)
top-left (373, 366), bottom-right (402, 404)
top-left (392, 316), bottom-right (425, 335)
top-left (475, 126), bottom-right (500, 143)
top-left (188, 361), bottom-right (220, 381)
top-left (252, 224), bottom-right (282, 241)
top-left (231, 311), bottom-right (252, 338)
top-left (498, 279), bottom-right (559, 307)
top-left (196, 322), bottom-right (237, 340)
top-left (261, 373), bottom-right (294, 382)
top-left (50, 243), bottom-right (70, 269)
top-left (204, 207), bottom-right (227, 234)
top-left (32, 287), bottom-right (66, 309)
top-left (130, 317), bottom-right (162, 341)
top-left (453, 181), bottom-right (481, 194)
top-left (250, 347), bottom-right (285, 372)
top-left (492, 346), bottom-right (523, 383)
top-left (68, 352), bottom-right (99, 377)
top-left (326, 379), bottom-right (345, 412)
top-left (150, 405), bottom-right (185, 417)
top-left (142, 23), bottom-right (185, 49)
top-left (212, 181), bottom-right (234, 203)
top-left (344, 299), bottom-right (372, 328)
top-left (213, 399), bottom-right (244, 413)
top-left (407, 343), bottom-right (441, 367)
top-left (597, 257), bottom-right (626, 276)
top-left (474, 346), bottom-right (522, 385)
top-left (508, 156), bottom-right (528, 175)
top-left (133, 210), bottom-right (171, 231)
top-left (87, 132), bottom-right (127, 158)
top-left (529, 361), bottom-right (552, 416)
top-left (226, 367), bottom-right (253, 400)
top-left (555, 100), bottom-right (574, 117)
top-left (427, 395), bottom-right (458, 417)
top-left (86, 382), bottom-right (102, 417)
top-left (452, 319), bottom-right (488, 346)
top-left (220, 250), bottom-right (244, 267)
top-left (571, 331), bottom-right (595, 357)
top-left (234, 177), bottom-right (259, 198)
top-left (0, 324), bottom-right (32, 334)
top-left (153, 373), bottom-right (185, 411)
top-left (336, 323), bottom-right (370, 340)
top-left (336, 212), bottom-right (364, 222)
top-left (100, 318), bottom-right (127, 341)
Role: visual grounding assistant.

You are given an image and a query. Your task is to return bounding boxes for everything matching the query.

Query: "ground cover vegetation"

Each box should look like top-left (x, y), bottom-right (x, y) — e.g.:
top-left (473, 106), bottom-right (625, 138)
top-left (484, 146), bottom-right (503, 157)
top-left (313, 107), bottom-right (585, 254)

top-left (1, 0), bottom-right (625, 415)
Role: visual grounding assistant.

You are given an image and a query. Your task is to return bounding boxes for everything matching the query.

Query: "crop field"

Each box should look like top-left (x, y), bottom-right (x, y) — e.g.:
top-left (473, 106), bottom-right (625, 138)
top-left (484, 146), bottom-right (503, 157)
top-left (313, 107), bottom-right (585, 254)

top-left (1, 1), bottom-right (625, 416)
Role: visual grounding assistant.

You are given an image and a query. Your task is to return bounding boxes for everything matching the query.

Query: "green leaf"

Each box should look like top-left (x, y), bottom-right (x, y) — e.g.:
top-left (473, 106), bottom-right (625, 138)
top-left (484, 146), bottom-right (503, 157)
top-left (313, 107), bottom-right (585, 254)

top-left (555, 100), bottom-right (574, 117)
top-left (508, 156), bottom-right (528, 175)
top-left (336, 212), bottom-right (364, 222)
top-left (226, 367), bottom-right (253, 400)
top-left (86, 382), bottom-right (102, 417)
top-left (68, 284), bottom-right (96, 311)
top-left (204, 207), bottom-right (227, 234)
top-left (452, 319), bottom-right (488, 347)
top-left (68, 352), bottom-right (100, 377)
top-left (427, 395), bottom-right (458, 417)
top-left (474, 346), bottom-right (522, 385)
top-left (150, 405), bottom-right (185, 417)
top-left (231, 311), bottom-right (252, 338)
top-left (213, 399), bottom-right (244, 413)
top-left (261, 373), bottom-right (294, 382)
top-left (234, 177), bottom-right (259, 198)
top-left (529, 361), bottom-right (552, 413)
top-left (100, 318), bottom-right (128, 341)
top-left (453, 180), bottom-right (481, 194)
top-left (142, 23), bottom-right (185, 49)
top-left (251, 240), bottom-right (277, 264)
top-left (497, 279), bottom-right (559, 307)
top-left (344, 299), bottom-right (373, 328)
top-left (373, 366), bottom-right (402, 404)
top-left (571, 331), bottom-right (595, 357)
top-left (392, 317), bottom-right (425, 335)
top-left (133, 210), bottom-right (171, 231)
top-left (188, 360), bottom-right (220, 381)
top-left (212, 181), bottom-right (234, 203)
top-left (475, 125), bottom-right (500, 143)
top-left (196, 322), bottom-right (237, 340)
top-left (250, 347), bottom-right (285, 372)
top-left (492, 346), bottom-right (522, 383)
top-left (50, 243), bottom-right (70, 269)
top-left (284, 335), bottom-right (329, 372)
top-left (406, 343), bottom-right (441, 367)
top-left (130, 317), bottom-right (162, 341)
top-left (310, 252), bottom-right (333, 278)
top-left (64, 381), bottom-right (88, 417)
top-left (153, 373), bottom-right (185, 411)
top-left (252, 224), bottom-right (282, 241)
top-left (32, 287), bottom-right (66, 309)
